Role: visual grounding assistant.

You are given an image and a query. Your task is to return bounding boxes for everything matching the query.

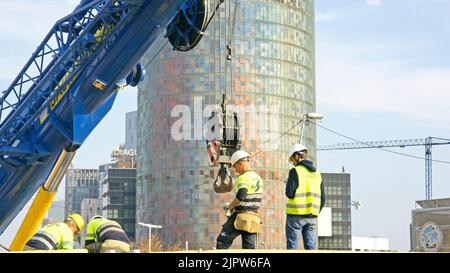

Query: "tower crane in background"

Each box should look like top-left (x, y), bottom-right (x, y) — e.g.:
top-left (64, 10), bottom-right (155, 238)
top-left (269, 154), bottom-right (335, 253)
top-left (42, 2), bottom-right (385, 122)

top-left (318, 137), bottom-right (450, 200)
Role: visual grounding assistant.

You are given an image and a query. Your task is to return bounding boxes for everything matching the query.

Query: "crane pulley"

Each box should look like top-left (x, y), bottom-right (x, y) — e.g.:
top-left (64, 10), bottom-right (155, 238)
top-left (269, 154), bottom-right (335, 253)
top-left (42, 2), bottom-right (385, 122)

top-left (166, 0), bottom-right (209, 51)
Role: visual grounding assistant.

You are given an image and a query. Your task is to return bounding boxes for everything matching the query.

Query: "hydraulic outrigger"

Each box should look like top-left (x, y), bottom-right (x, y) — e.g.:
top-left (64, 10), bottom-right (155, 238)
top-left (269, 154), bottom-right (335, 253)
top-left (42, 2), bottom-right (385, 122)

top-left (10, 147), bottom-right (76, 251)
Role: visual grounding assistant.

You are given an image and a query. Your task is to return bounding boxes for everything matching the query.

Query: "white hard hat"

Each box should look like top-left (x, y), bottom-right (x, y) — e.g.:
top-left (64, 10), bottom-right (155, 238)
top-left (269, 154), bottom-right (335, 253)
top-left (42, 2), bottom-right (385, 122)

top-left (91, 215), bottom-right (104, 220)
top-left (288, 144), bottom-right (308, 159)
top-left (230, 150), bottom-right (250, 166)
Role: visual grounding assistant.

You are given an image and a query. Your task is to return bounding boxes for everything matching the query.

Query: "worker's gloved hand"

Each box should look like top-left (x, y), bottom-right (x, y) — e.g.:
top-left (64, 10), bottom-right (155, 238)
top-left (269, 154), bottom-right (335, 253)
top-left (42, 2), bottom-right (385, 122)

top-left (225, 209), bottom-right (233, 218)
top-left (223, 203), bottom-right (230, 210)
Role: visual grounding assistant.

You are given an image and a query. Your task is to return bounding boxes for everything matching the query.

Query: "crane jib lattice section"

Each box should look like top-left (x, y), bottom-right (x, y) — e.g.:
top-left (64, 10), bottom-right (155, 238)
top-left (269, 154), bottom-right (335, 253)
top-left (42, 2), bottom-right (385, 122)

top-left (0, 1), bottom-right (138, 152)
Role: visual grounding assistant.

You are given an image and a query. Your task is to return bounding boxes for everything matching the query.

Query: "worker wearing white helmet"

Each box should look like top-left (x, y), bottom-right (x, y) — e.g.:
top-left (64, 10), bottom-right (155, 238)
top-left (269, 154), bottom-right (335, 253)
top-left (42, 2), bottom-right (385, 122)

top-left (285, 144), bottom-right (326, 250)
top-left (216, 150), bottom-right (263, 250)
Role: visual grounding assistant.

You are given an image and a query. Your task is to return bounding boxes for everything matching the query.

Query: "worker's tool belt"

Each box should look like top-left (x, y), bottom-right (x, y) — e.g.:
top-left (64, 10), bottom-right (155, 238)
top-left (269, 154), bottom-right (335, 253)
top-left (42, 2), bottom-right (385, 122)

top-left (234, 211), bottom-right (262, 233)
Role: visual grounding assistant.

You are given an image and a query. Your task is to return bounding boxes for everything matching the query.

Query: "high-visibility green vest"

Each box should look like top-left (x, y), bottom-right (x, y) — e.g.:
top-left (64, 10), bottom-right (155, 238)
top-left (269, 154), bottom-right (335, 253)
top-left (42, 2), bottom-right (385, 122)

top-left (35, 223), bottom-right (74, 250)
top-left (86, 217), bottom-right (127, 243)
top-left (235, 170), bottom-right (263, 212)
top-left (286, 165), bottom-right (322, 216)
top-left (86, 217), bottom-right (112, 241)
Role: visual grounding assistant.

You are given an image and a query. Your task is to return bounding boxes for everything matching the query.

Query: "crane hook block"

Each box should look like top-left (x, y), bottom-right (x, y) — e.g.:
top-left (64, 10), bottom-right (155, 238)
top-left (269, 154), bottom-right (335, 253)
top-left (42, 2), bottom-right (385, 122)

top-left (213, 164), bottom-right (234, 193)
top-left (206, 107), bottom-right (242, 194)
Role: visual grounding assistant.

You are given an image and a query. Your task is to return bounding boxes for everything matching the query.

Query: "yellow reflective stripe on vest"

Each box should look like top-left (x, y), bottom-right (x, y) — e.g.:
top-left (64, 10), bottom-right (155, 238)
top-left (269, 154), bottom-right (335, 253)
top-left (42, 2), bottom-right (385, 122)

top-left (294, 192), bottom-right (321, 198)
top-left (286, 203), bottom-right (321, 209)
top-left (62, 241), bottom-right (74, 250)
top-left (286, 165), bottom-right (322, 216)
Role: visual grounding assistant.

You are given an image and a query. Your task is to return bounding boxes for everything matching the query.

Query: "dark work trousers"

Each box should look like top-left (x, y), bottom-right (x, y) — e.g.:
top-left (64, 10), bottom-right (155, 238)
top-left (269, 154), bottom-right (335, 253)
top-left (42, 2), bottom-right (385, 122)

top-left (216, 212), bottom-right (257, 249)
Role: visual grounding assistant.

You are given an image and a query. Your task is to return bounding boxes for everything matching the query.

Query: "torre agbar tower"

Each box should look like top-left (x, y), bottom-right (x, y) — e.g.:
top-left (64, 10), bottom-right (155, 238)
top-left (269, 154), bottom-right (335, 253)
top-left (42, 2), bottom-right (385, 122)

top-left (136, 0), bottom-right (316, 250)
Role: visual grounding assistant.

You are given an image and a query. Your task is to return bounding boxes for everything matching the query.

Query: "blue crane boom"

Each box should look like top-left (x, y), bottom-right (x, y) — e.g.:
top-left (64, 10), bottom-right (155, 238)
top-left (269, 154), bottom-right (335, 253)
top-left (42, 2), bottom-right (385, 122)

top-left (0, 0), bottom-right (211, 236)
top-left (318, 137), bottom-right (450, 200)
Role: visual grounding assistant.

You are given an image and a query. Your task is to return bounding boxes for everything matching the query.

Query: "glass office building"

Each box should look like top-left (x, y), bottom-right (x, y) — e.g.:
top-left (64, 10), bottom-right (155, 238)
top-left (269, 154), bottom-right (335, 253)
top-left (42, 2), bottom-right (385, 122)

top-left (125, 111), bottom-right (137, 150)
top-left (42, 200), bottom-right (65, 226)
top-left (137, 0), bottom-right (316, 249)
top-left (99, 163), bottom-right (137, 241)
top-left (80, 198), bottom-right (102, 224)
top-left (65, 168), bottom-right (99, 218)
top-left (319, 172), bottom-right (352, 250)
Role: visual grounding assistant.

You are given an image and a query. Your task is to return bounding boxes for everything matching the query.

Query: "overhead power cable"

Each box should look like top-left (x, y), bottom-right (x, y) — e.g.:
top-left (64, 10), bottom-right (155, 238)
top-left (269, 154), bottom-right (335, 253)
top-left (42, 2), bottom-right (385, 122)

top-left (141, 39), bottom-right (169, 68)
top-left (250, 119), bottom-right (304, 158)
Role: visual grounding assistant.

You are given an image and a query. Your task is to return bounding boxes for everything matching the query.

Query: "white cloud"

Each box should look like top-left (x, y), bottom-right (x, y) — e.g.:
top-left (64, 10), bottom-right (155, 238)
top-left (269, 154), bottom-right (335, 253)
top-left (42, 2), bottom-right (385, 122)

top-left (316, 46), bottom-right (450, 127)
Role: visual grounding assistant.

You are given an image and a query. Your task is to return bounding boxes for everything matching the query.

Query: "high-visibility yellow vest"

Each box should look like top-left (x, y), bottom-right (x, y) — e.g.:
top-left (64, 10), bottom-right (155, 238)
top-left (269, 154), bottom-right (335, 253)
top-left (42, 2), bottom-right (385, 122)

top-left (86, 217), bottom-right (128, 243)
top-left (86, 217), bottom-right (110, 242)
top-left (286, 165), bottom-right (322, 216)
top-left (27, 223), bottom-right (74, 250)
top-left (235, 170), bottom-right (263, 212)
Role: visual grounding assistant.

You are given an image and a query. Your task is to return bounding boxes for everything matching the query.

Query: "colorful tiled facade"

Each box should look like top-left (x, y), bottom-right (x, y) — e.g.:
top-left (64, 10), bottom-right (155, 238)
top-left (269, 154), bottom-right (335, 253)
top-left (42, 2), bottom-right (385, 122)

top-left (137, 0), bottom-right (316, 249)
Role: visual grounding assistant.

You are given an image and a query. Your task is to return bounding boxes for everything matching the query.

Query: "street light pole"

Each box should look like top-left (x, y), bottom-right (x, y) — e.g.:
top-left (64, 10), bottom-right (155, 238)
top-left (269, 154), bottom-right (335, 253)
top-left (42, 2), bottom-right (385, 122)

top-left (151, 227), bottom-right (154, 253)
top-left (351, 200), bottom-right (362, 210)
top-left (300, 112), bottom-right (324, 144)
top-left (139, 222), bottom-right (162, 253)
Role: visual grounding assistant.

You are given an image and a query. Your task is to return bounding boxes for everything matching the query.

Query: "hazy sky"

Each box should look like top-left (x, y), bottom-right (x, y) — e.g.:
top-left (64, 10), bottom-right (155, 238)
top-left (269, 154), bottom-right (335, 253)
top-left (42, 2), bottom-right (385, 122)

top-left (315, 0), bottom-right (450, 250)
top-left (0, 0), bottom-right (449, 251)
